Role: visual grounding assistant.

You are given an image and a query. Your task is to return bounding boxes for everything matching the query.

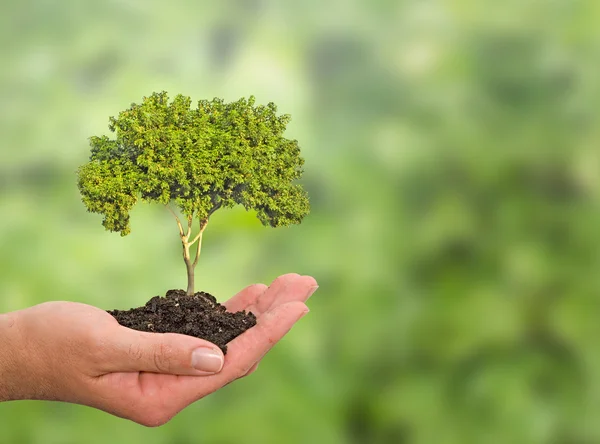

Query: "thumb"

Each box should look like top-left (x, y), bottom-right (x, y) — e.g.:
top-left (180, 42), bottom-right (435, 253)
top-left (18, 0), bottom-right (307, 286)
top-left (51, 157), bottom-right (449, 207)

top-left (102, 328), bottom-right (225, 376)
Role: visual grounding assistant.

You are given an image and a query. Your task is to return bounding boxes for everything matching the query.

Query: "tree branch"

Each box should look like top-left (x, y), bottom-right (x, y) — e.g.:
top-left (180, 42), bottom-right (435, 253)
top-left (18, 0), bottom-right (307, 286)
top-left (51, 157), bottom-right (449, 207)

top-left (192, 217), bottom-right (208, 267)
top-left (189, 230), bottom-right (202, 246)
top-left (166, 205), bottom-right (184, 236)
top-left (207, 201), bottom-right (222, 218)
top-left (189, 217), bottom-right (209, 246)
top-left (192, 231), bottom-right (203, 267)
top-left (185, 214), bottom-right (193, 240)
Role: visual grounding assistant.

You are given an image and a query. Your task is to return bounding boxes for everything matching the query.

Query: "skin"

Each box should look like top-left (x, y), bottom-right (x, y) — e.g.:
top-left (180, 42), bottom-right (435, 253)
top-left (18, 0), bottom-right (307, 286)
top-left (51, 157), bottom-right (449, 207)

top-left (0, 273), bottom-right (318, 427)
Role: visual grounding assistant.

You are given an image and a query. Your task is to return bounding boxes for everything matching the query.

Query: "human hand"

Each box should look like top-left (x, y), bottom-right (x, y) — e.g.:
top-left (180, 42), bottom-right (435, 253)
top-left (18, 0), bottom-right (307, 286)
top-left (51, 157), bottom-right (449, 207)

top-left (0, 273), bottom-right (318, 426)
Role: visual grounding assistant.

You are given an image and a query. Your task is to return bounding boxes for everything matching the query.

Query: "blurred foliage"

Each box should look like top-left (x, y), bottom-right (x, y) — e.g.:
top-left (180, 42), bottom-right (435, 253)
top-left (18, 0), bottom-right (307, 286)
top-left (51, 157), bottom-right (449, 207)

top-left (1, 0), bottom-right (600, 443)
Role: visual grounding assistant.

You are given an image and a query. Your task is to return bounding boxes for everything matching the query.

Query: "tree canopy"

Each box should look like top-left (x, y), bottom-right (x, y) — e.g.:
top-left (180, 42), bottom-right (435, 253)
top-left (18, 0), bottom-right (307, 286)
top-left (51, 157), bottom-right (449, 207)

top-left (77, 92), bottom-right (309, 236)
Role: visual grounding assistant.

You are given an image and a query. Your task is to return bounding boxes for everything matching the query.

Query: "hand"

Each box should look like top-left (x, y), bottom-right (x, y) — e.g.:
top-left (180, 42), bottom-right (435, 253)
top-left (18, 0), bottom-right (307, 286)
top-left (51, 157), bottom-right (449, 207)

top-left (0, 274), bottom-right (318, 426)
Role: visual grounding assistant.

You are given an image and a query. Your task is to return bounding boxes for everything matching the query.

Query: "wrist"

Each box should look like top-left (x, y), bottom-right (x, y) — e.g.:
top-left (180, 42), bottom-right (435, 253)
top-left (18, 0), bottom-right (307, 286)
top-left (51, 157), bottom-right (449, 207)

top-left (0, 311), bottom-right (24, 401)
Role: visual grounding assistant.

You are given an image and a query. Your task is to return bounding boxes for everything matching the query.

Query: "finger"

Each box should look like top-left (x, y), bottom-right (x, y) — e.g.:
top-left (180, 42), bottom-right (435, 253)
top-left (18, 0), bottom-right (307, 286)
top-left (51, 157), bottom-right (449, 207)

top-left (245, 362), bottom-right (259, 377)
top-left (252, 273), bottom-right (307, 313)
top-left (217, 301), bottom-right (309, 382)
top-left (262, 275), bottom-right (318, 313)
top-left (100, 328), bottom-right (225, 376)
top-left (252, 274), bottom-right (318, 314)
top-left (240, 362), bottom-right (259, 380)
top-left (223, 283), bottom-right (267, 313)
top-left (222, 361), bottom-right (260, 388)
top-left (178, 301), bottom-right (309, 398)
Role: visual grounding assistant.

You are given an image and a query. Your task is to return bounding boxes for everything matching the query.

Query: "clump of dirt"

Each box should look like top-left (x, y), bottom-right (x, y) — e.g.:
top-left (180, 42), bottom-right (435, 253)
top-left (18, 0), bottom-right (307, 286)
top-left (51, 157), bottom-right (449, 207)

top-left (108, 289), bottom-right (257, 354)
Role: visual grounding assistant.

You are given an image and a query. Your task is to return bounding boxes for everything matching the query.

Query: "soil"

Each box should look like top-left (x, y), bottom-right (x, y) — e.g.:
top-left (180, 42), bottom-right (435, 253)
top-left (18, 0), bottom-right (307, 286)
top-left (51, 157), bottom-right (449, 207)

top-left (108, 289), bottom-right (257, 354)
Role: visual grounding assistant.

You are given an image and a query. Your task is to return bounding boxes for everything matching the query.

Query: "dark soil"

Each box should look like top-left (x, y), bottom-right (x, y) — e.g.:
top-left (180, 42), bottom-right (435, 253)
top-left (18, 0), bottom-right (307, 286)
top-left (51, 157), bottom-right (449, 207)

top-left (108, 289), bottom-right (257, 354)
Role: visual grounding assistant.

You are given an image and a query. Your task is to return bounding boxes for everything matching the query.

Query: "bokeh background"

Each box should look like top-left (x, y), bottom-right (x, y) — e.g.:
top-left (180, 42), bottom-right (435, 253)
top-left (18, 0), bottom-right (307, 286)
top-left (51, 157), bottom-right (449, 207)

top-left (1, 0), bottom-right (600, 443)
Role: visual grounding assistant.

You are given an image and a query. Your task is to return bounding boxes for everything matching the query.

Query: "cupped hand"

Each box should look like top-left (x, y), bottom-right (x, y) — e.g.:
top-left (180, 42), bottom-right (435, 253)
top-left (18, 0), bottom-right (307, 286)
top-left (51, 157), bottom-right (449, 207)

top-left (0, 274), bottom-right (318, 426)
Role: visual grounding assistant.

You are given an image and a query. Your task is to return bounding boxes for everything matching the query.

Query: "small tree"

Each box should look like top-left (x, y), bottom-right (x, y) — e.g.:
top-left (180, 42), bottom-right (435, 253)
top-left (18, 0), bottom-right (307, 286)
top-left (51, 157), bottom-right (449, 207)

top-left (78, 92), bottom-right (309, 295)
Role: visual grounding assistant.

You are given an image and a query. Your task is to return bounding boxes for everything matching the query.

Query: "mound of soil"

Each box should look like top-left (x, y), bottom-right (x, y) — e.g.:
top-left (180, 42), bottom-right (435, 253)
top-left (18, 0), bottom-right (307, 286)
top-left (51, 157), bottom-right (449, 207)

top-left (108, 289), bottom-right (257, 353)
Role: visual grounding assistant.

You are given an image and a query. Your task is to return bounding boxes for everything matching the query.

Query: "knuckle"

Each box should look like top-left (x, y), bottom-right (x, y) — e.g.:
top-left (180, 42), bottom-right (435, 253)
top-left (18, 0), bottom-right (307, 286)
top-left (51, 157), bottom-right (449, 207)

top-left (246, 363), bottom-right (259, 377)
top-left (127, 342), bottom-right (144, 362)
top-left (152, 342), bottom-right (174, 373)
top-left (232, 362), bottom-right (253, 379)
top-left (247, 284), bottom-right (268, 303)
top-left (250, 283), bottom-right (268, 292)
top-left (236, 363), bottom-right (259, 381)
top-left (272, 274), bottom-right (294, 287)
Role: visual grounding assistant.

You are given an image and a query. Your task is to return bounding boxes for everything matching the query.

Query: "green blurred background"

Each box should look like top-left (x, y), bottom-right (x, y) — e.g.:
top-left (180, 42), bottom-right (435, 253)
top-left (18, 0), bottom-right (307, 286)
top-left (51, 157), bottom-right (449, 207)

top-left (1, 0), bottom-right (600, 443)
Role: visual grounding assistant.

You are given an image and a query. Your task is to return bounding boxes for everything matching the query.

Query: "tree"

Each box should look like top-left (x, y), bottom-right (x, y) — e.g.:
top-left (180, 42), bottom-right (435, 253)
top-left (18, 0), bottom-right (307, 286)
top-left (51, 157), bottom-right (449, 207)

top-left (77, 92), bottom-right (309, 295)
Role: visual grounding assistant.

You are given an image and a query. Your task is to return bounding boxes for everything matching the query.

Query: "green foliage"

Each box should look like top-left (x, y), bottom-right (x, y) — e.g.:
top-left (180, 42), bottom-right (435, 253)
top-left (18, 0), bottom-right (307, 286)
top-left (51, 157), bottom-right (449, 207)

top-left (77, 92), bottom-right (309, 235)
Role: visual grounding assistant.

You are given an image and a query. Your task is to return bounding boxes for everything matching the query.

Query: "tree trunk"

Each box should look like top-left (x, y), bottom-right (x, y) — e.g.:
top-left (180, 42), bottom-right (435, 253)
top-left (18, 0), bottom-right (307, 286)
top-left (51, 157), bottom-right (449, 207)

top-left (185, 257), bottom-right (195, 296)
top-left (167, 206), bottom-right (213, 297)
top-left (182, 218), bottom-right (207, 296)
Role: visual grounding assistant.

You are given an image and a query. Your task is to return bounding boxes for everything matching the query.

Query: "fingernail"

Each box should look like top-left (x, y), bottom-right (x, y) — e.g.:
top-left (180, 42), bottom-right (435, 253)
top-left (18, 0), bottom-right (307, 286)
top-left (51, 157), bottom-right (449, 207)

top-left (306, 286), bottom-right (319, 300)
top-left (192, 348), bottom-right (224, 373)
